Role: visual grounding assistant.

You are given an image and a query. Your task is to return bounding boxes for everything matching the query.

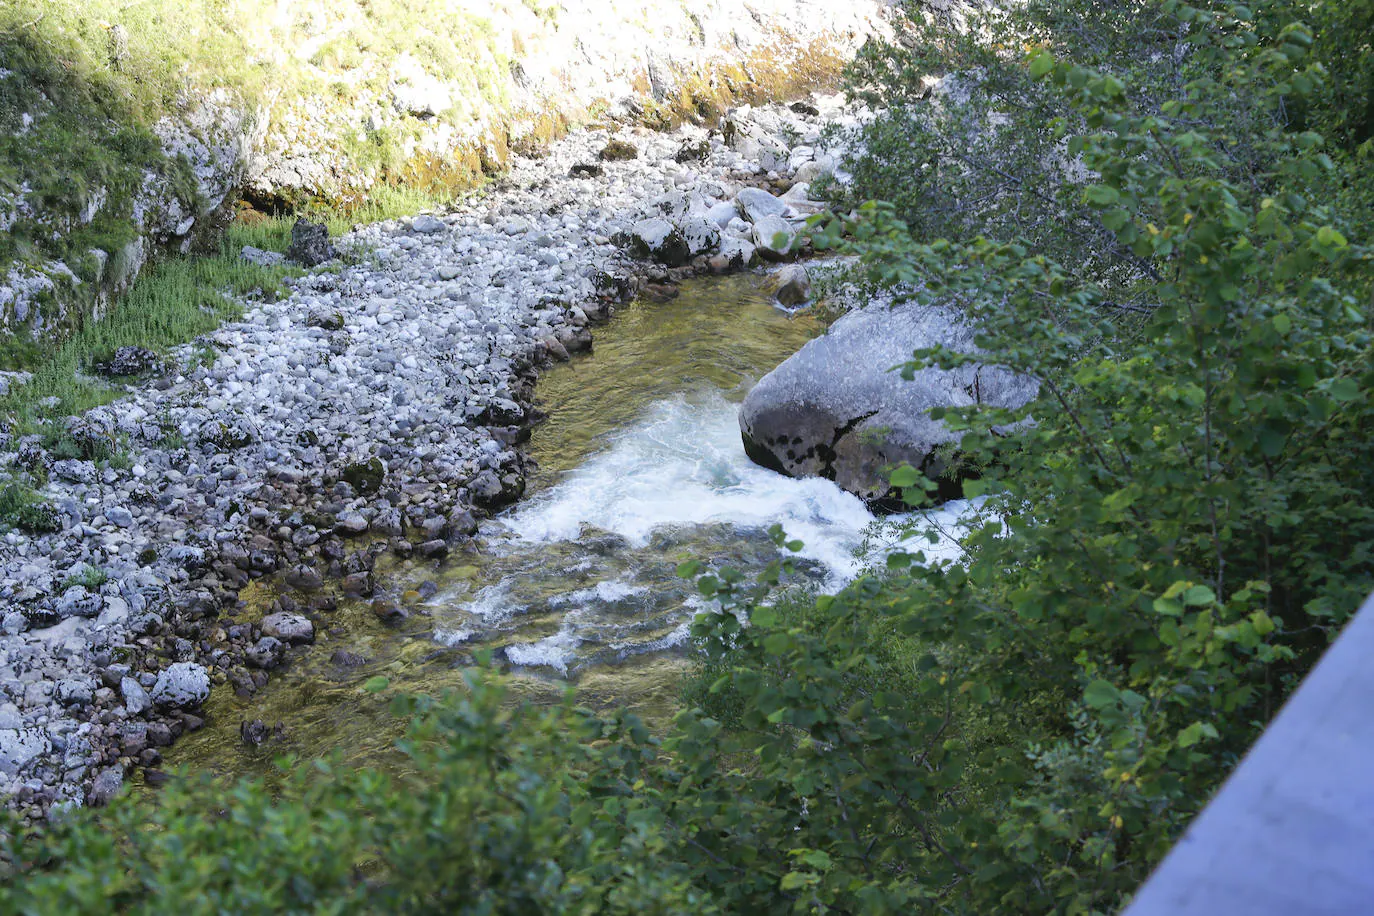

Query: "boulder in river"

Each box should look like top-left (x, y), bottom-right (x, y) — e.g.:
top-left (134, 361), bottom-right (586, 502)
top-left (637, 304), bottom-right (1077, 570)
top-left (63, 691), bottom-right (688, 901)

top-left (740, 303), bottom-right (1038, 503)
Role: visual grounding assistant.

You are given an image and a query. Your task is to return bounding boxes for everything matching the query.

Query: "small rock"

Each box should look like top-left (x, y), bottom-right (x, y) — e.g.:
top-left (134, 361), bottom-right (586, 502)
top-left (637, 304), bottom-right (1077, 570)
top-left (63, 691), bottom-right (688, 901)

top-left (372, 601), bottom-right (407, 623)
top-left (307, 308), bottom-right (345, 330)
top-left (246, 636), bottom-right (285, 670)
top-left (121, 677), bottom-right (151, 716)
top-left (286, 219), bottom-right (337, 267)
top-left (261, 612), bottom-right (314, 645)
top-left (87, 766), bottom-right (124, 807)
top-left (417, 539), bottom-right (449, 559)
top-left (330, 650), bottom-right (367, 668)
top-left (105, 506), bottom-right (135, 529)
top-left (569, 163), bottom-right (604, 178)
top-left (286, 565), bottom-right (324, 591)
top-left (150, 662), bottom-right (211, 709)
top-left (410, 214), bottom-right (446, 234)
top-left (0, 728), bottom-right (50, 777)
top-left (598, 139), bottom-right (639, 161)
top-left (240, 246), bottom-right (286, 268)
top-left (773, 265), bottom-right (812, 306)
top-left (335, 511), bottom-right (370, 536)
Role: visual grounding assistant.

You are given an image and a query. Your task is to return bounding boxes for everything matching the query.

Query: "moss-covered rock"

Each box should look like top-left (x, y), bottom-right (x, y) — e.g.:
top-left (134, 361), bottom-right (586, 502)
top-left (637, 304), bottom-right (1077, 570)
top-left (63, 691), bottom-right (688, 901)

top-left (342, 458), bottom-right (386, 495)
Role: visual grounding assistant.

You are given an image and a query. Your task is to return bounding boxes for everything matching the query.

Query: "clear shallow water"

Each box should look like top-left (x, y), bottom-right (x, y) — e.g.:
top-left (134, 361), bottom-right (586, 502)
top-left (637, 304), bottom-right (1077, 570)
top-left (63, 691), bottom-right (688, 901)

top-left (163, 273), bottom-right (969, 779)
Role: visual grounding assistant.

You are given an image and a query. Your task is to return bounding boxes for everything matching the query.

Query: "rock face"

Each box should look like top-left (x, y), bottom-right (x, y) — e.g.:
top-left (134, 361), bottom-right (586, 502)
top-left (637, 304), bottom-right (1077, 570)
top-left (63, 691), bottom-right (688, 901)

top-left (740, 304), bottom-right (1038, 503)
top-left (3, 1), bottom-right (892, 340)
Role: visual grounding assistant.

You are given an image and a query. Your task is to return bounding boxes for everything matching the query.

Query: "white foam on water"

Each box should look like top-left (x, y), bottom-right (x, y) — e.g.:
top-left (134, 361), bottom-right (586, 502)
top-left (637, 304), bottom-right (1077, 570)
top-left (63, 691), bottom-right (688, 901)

top-left (457, 579), bottom-right (525, 624)
top-left (611, 619), bottom-right (694, 656)
top-left (437, 394), bottom-right (978, 674)
top-left (433, 627), bottom-right (475, 647)
top-left (504, 628), bottom-right (581, 674)
top-left (503, 392), bottom-right (967, 583)
top-left (548, 578), bottom-right (649, 607)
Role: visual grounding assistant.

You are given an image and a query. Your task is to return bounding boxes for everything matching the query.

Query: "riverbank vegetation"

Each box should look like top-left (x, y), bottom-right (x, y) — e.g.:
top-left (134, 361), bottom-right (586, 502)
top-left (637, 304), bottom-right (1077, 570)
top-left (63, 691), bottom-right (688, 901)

top-left (3, 0), bottom-right (1372, 912)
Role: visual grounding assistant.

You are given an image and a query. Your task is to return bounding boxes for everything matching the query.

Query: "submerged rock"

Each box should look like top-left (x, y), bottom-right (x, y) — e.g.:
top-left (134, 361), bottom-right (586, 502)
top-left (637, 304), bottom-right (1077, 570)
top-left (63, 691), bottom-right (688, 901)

top-left (740, 303), bottom-right (1038, 503)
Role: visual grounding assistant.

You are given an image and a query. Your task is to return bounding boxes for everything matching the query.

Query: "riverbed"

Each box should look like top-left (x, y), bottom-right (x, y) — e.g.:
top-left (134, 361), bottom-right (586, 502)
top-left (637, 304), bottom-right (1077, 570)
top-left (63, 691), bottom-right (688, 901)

top-left (162, 272), bottom-right (967, 780)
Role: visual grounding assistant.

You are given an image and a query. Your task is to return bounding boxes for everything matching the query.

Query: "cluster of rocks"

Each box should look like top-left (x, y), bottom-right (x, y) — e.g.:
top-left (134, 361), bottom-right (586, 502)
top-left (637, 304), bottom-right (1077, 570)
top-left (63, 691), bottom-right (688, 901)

top-left (0, 94), bottom-right (869, 818)
top-left (596, 97), bottom-right (858, 301)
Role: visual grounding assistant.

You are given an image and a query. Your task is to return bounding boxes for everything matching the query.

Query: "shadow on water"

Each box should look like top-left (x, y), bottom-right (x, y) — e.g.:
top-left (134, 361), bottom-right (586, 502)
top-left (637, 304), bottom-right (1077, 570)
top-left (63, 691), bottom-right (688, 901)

top-left (162, 272), bottom-right (955, 781)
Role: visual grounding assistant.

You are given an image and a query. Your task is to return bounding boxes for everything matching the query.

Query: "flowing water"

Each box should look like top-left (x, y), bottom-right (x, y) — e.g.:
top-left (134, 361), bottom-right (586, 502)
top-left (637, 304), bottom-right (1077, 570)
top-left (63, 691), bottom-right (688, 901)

top-left (165, 273), bottom-right (968, 779)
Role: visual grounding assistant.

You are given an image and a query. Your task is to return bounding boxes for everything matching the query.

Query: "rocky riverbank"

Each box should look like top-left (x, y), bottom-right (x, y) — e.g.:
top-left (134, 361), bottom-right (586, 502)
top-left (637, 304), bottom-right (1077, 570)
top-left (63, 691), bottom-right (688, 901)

top-left (0, 96), bottom-right (867, 819)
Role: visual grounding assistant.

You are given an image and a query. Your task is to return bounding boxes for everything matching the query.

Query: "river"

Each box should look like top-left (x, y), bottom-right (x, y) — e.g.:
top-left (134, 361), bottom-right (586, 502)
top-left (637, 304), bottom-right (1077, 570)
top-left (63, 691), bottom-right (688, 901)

top-left (163, 272), bottom-right (968, 779)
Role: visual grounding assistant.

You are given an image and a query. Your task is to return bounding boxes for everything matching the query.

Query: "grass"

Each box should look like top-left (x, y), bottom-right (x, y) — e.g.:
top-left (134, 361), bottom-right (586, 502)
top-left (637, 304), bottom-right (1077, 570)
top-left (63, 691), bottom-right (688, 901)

top-left (0, 477), bottom-right (61, 533)
top-left (0, 222), bottom-right (299, 443)
top-left (60, 564), bottom-right (108, 592)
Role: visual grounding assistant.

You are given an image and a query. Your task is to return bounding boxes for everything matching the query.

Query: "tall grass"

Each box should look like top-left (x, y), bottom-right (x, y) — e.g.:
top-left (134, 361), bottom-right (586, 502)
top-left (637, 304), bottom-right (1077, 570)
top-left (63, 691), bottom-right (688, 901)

top-left (0, 227), bottom-right (298, 439)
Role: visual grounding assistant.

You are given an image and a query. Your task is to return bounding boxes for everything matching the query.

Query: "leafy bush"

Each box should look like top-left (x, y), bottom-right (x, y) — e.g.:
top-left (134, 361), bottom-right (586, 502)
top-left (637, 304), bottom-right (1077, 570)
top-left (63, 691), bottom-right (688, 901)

top-left (3, 1), bottom-right (1371, 913)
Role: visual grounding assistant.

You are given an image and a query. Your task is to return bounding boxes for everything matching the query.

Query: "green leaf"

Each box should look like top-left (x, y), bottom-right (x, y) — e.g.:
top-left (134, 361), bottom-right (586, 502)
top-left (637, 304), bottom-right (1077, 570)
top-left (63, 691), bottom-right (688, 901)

top-left (1329, 378), bottom-right (1360, 402)
top-left (1085, 185), bottom-right (1120, 206)
top-left (763, 633), bottom-right (791, 656)
top-left (1182, 585), bottom-right (1217, 607)
top-left (362, 676), bottom-right (389, 694)
top-left (1153, 597), bottom-right (1184, 617)
top-left (889, 465), bottom-right (921, 488)
top-left (1028, 50), bottom-right (1055, 79)
top-left (1084, 680), bottom-right (1120, 709)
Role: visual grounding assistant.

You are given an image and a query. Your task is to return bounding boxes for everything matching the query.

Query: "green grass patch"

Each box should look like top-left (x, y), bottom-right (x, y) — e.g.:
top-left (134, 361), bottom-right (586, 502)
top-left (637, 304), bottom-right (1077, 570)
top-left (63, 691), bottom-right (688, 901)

top-left (0, 477), bottom-right (61, 533)
top-left (59, 564), bottom-right (108, 592)
top-left (0, 234), bottom-right (298, 443)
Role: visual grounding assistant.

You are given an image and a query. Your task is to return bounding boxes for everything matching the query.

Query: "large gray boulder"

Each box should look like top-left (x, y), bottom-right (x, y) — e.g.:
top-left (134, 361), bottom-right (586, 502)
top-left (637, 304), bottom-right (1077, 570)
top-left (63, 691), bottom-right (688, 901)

top-left (740, 304), bottom-right (1037, 503)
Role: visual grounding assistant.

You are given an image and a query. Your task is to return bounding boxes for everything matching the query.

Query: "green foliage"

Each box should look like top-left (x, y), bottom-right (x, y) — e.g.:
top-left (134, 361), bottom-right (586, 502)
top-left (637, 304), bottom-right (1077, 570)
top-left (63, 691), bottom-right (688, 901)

top-left (0, 477), bottom-right (60, 533)
top-left (1, 676), bottom-right (709, 915)
top-left (4, 2), bottom-right (1372, 914)
top-left (59, 564), bottom-right (109, 592)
